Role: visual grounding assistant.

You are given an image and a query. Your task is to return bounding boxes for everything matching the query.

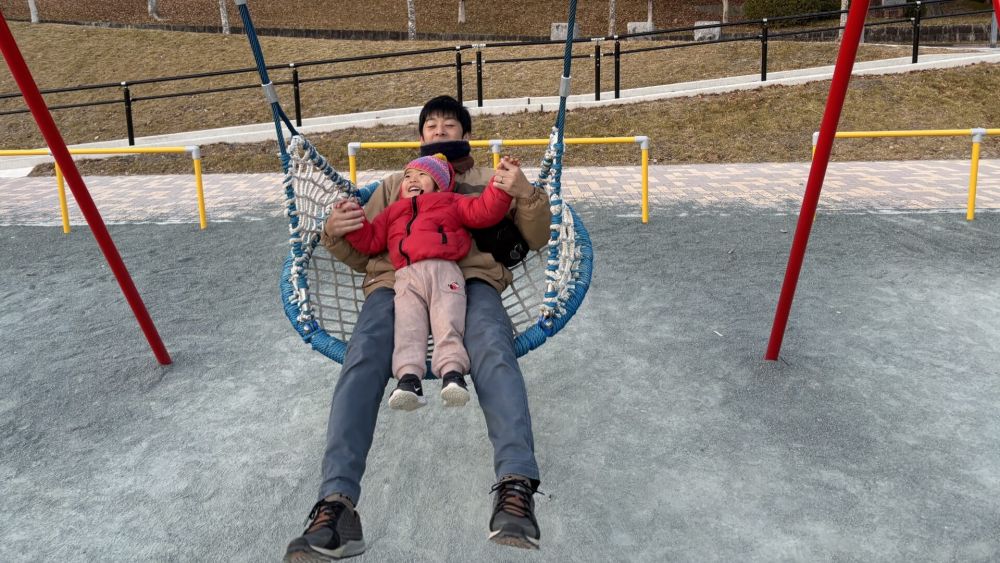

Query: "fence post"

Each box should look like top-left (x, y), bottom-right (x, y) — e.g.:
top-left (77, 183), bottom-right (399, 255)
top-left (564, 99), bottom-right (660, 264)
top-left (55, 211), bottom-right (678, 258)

top-left (291, 64), bottom-right (303, 127)
top-left (475, 45), bottom-right (484, 108)
top-left (911, 1), bottom-right (922, 64)
top-left (121, 82), bottom-right (135, 146)
top-left (614, 37), bottom-right (621, 99)
top-left (760, 19), bottom-right (769, 82)
top-left (593, 38), bottom-right (602, 101)
top-left (454, 47), bottom-right (464, 103)
top-left (991, 12), bottom-right (997, 48)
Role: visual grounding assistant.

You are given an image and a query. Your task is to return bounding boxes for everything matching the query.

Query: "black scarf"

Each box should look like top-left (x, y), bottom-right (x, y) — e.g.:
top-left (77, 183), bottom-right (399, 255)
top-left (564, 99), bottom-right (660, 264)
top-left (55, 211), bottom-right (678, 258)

top-left (420, 140), bottom-right (474, 174)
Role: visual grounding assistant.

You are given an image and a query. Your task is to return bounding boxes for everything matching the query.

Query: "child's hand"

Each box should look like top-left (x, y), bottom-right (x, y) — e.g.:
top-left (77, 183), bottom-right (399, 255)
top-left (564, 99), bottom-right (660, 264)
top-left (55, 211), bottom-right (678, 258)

top-left (500, 155), bottom-right (521, 168)
top-left (493, 155), bottom-right (532, 199)
top-left (325, 199), bottom-right (365, 237)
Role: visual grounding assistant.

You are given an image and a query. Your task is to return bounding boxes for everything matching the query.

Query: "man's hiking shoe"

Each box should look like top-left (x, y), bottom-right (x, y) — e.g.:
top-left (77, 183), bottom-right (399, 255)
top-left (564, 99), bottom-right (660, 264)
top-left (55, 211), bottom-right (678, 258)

top-left (283, 497), bottom-right (365, 562)
top-left (440, 371), bottom-right (470, 407)
top-left (388, 374), bottom-right (426, 411)
top-left (488, 476), bottom-right (541, 549)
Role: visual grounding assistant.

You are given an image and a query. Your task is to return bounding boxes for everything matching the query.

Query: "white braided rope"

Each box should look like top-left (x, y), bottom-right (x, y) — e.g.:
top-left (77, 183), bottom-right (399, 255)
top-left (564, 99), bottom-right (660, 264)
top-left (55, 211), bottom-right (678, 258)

top-left (536, 127), bottom-right (582, 322)
top-left (285, 136), bottom-right (357, 328)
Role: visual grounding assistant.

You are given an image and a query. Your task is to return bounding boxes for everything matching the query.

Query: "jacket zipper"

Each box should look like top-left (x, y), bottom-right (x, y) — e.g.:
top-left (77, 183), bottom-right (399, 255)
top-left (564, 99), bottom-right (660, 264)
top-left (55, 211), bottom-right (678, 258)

top-left (438, 225), bottom-right (447, 245)
top-left (400, 197), bottom-right (417, 266)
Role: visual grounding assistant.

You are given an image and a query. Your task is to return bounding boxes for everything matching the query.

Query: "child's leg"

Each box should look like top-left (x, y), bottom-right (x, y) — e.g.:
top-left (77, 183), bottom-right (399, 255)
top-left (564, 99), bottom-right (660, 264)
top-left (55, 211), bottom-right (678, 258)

top-left (392, 265), bottom-right (430, 379)
top-left (425, 260), bottom-right (471, 377)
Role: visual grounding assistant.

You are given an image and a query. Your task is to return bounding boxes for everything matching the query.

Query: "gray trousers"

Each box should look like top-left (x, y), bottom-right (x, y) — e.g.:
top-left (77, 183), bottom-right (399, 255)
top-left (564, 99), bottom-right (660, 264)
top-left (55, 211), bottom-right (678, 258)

top-left (318, 280), bottom-right (540, 504)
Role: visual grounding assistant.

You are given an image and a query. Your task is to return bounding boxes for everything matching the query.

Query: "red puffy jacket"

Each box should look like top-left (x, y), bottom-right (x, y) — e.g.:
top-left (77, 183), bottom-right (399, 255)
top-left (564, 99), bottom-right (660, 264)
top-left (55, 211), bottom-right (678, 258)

top-left (345, 179), bottom-right (513, 270)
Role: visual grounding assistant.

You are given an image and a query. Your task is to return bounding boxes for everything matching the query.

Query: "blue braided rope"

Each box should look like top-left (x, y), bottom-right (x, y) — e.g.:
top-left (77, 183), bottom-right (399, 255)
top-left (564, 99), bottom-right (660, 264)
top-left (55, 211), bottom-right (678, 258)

top-left (235, 1), bottom-right (297, 163)
top-left (539, 0), bottom-right (578, 324)
top-left (514, 204), bottom-right (592, 356)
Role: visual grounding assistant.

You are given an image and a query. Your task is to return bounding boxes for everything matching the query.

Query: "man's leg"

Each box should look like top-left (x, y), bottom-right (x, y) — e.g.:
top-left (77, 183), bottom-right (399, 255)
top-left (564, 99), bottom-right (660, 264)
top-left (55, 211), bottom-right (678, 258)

top-left (464, 280), bottom-right (539, 483)
top-left (465, 280), bottom-right (541, 549)
top-left (318, 287), bottom-right (395, 504)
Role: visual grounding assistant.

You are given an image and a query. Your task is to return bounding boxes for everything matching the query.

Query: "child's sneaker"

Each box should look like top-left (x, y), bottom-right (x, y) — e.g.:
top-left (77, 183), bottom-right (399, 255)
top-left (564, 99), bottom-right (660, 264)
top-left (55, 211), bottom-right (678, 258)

top-left (388, 374), bottom-right (426, 411)
top-left (440, 371), bottom-right (470, 407)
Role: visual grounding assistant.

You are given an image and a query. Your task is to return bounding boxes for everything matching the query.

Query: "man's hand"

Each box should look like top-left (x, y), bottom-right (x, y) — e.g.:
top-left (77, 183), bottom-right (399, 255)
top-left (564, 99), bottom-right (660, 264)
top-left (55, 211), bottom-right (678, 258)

top-left (493, 156), bottom-right (534, 200)
top-left (325, 199), bottom-right (365, 237)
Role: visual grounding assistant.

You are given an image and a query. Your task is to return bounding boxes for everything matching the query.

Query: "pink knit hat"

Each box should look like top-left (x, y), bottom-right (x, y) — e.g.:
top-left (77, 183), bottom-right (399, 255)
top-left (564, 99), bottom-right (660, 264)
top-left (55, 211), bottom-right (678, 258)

top-left (404, 153), bottom-right (455, 193)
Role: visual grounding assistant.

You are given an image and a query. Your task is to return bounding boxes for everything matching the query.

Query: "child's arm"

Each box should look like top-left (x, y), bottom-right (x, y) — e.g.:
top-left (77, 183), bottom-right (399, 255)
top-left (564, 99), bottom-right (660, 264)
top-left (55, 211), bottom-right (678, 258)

top-left (457, 176), bottom-right (514, 229)
top-left (343, 202), bottom-right (390, 256)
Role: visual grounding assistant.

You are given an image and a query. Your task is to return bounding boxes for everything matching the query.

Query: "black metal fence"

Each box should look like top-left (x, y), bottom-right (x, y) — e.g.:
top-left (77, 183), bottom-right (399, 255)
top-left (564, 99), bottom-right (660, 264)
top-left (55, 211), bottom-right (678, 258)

top-left (0, 0), bottom-right (995, 145)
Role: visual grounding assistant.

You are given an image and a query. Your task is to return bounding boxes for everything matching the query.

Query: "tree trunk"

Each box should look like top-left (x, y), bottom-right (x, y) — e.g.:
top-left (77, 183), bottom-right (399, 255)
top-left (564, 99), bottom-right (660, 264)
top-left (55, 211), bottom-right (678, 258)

top-left (407, 0), bottom-right (416, 40)
top-left (839, 0), bottom-right (848, 41)
top-left (646, 0), bottom-right (653, 25)
top-left (458, 0), bottom-right (466, 24)
top-left (219, 0), bottom-right (231, 34)
top-left (608, 0), bottom-right (617, 36)
top-left (148, 0), bottom-right (165, 21)
top-left (27, 0), bottom-right (39, 23)
top-left (722, 0), bottom-right (729, 24)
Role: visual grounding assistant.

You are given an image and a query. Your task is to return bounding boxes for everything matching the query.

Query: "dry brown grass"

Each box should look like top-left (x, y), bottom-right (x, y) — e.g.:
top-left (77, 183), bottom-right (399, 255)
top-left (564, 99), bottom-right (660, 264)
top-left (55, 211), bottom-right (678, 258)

top-left (29, 62), bottom-right (1000, 179)
top-left (1, 20), bottom-right (997, 176)
top-left (0, 21), bottom-right (961, 150)
top-left (0, 0), bottom-right (732, 37)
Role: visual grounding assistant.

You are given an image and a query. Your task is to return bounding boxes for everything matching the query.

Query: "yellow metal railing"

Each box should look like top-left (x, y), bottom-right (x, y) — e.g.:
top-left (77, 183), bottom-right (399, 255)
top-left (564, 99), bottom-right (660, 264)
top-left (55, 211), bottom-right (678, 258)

top-left (0, 146), bottom-right (207, 233)
top-left (812, 128), bottom-right (998, 221)
top-left (348, 136), bottom-right (652, 223)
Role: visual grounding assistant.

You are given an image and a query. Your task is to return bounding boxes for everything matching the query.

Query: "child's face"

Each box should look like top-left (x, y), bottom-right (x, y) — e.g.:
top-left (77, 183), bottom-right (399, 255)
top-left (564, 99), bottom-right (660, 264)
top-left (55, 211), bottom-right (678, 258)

top-left (400, 168), bottom-right (439, 199)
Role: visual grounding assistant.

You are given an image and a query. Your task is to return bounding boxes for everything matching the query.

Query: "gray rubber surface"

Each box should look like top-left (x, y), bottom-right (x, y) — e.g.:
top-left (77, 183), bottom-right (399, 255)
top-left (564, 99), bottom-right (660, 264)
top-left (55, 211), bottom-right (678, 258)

top-left (2, 203), bottom-right (998, 561)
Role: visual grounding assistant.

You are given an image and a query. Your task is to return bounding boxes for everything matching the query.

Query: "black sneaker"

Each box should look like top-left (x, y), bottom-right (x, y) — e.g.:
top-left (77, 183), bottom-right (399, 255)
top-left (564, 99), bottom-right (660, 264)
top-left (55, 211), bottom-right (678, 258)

top-left (488, 476), bottom-right (541, 549)
top-left (440, 371), bottom-right (470, 407)
top-left (388, 373), bottom-right (426, 411)
top-left (283, 497), bottom-right (365, 562)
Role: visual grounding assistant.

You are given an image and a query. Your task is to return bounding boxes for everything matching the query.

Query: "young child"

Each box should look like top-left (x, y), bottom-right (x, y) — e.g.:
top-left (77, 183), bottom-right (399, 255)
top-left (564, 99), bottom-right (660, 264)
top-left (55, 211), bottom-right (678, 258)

top-left (340, 153), bottom-right (514, 410)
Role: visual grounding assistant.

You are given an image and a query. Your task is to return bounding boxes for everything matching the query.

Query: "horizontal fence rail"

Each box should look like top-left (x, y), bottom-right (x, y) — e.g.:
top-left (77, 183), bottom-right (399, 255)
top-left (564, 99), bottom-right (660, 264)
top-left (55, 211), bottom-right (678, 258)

top-left (811, 127), bottom-right (998, 220)
top-left (347, 136), bottom-right (652, 222)
top-left (0, 0), bottom-right (995, 145)
top-left (0, 146), bottom-right (207, 232)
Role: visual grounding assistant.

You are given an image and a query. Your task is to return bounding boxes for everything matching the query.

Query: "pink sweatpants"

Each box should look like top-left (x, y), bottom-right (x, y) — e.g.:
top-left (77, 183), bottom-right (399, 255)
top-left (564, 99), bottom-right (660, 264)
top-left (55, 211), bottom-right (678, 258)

top-left (392, 259), bottom-right (470, 380)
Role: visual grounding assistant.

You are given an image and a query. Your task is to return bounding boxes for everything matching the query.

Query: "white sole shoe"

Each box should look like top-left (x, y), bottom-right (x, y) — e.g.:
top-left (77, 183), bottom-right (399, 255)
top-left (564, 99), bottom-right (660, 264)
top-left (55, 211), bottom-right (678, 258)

top-left (388, 389), bottom-right (427, 411)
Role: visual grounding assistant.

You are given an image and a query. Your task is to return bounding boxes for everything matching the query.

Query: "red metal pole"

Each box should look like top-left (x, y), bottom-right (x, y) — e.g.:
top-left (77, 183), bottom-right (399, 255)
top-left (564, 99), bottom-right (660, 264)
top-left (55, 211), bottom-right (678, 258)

top-left (764, 0), bottom-right (870, 361)
top-left (995, 0), bottom-right (999, 20)
top-left (0, 13), bottom-right (172, 365)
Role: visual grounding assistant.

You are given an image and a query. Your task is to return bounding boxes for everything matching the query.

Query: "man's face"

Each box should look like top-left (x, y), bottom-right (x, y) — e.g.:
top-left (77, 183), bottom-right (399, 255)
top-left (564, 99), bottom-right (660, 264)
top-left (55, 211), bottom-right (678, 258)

top-left (420, 111), bottom-right (468, 144)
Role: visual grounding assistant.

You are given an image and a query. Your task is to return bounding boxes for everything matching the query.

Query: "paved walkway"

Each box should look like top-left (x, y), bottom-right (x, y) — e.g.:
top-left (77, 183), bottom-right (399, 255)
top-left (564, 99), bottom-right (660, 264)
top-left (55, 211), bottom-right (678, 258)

top-left (1, 159), bottom-right (997, 227)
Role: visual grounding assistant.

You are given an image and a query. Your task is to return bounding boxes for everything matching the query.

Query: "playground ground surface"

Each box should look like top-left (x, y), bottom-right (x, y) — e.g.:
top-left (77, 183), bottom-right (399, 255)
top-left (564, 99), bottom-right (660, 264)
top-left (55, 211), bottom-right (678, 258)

top-left (1, 163), bottom-right (999, 560)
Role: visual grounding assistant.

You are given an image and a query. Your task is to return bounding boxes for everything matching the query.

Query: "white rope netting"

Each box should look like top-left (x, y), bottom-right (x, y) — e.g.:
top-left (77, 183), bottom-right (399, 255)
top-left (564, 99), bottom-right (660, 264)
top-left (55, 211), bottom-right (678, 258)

top-left (282, 134), bottom-right (581, 347)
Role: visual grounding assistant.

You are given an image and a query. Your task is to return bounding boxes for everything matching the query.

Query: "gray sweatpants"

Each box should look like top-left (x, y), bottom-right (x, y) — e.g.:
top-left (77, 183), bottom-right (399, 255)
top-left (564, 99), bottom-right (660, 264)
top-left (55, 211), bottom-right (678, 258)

top-left (392, 259), bottom-right (470, 379)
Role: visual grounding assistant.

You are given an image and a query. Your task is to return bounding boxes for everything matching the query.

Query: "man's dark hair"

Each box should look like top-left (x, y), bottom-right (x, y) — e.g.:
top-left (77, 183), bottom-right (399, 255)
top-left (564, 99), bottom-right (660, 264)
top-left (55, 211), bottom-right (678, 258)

top-left (418, 95), bottom-right (472, 137)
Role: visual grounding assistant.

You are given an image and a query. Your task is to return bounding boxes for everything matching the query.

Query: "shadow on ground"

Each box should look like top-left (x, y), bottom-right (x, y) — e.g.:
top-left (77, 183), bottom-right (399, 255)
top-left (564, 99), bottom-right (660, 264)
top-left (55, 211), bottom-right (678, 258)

top-left (1, 204), bottom-right (998, 561)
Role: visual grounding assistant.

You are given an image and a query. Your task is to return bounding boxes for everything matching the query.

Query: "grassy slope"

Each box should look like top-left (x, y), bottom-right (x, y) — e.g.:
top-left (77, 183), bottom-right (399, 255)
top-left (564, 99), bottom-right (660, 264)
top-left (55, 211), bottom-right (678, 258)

top-left (0, 0), bottom-right (728, 36)
top-left (0, 22), bottom-right (996, 174)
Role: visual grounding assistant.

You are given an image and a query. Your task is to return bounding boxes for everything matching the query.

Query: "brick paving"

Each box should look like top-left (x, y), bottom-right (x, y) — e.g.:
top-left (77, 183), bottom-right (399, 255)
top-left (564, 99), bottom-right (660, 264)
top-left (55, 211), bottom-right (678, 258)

top-left (0, 159), bottom-right (997, 227)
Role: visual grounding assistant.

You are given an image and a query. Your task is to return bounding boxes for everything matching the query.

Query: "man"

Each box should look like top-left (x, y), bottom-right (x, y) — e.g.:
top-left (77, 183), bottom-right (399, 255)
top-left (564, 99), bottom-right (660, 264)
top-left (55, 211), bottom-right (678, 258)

top-left (284, 95), bottom-right (550, 561)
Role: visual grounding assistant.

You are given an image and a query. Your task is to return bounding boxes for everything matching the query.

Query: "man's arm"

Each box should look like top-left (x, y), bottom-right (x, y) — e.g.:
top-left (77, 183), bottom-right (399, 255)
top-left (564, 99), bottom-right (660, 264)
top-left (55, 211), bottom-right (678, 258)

top-left (493, 157), bottom-right (550, 251)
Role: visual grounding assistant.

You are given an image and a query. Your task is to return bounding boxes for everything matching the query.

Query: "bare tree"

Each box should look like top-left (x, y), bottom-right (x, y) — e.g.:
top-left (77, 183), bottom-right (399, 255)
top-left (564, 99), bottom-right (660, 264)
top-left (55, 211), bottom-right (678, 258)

top-left (607, 0), bottom-right (617, 36)
top-left (458, 0), bottom-right (466, 24)
top-left (839, 0), bottom-right (848, 41)
top-left (148, 0), bottom-right (165, 21)
top-left (219, 0), bottom-right (231, 34)
top-left (646, 0), bottom-right (653, 25)
top-left (407, 0), bottom-right (416, 40)
top-left (27, 0), bottom-right (39, 23)
top-left (722, 0), bottom-right (730, 23)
